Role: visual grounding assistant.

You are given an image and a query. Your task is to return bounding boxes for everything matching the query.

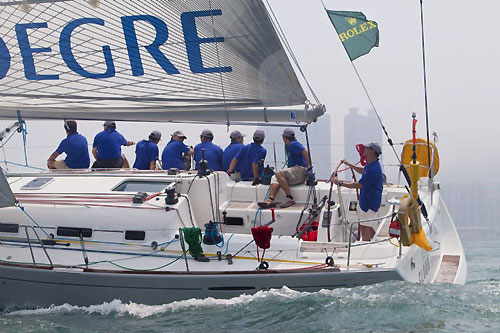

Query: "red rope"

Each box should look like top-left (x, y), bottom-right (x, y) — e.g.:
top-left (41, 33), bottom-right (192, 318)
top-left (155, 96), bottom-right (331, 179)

top-left (251, 226), bottom-right (273, 250)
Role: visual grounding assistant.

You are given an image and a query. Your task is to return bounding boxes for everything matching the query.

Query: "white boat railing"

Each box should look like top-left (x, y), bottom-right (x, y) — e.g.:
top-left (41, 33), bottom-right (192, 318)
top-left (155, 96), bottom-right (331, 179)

top-left (23, 225), bottom-right (53, 268)
top-left (346, 212), bottom-right (400, 267)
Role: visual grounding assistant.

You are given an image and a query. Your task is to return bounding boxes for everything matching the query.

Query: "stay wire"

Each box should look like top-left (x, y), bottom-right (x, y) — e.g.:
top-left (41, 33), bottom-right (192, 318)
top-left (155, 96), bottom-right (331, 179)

top-left (419, 0), bottom-right (432, 177)
top-left (264, 0), bottom-right (321, 106)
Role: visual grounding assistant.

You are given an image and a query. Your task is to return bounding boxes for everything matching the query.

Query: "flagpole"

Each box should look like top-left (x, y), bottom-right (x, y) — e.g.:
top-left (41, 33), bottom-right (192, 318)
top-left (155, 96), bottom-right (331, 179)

top-left (419, 0), bottom-right (432, 180)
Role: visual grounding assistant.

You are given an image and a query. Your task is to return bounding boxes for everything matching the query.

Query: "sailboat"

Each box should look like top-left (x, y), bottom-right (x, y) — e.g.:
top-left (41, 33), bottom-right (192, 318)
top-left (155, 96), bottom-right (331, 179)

top-left (0, 0), bottom-right (465, 309)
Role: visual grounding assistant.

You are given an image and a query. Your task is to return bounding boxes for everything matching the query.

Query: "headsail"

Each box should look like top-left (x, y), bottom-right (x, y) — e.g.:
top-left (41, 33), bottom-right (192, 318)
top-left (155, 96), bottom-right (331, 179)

top-left (0, 0), bottom-right (323, 123)
top-left (0, 168), bottom-right (16, 208)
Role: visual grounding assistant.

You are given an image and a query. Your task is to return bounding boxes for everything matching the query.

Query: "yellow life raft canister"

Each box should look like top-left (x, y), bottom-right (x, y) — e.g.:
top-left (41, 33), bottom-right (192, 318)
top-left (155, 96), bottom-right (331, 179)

top-left (401, 138), bottom-right (439, 178)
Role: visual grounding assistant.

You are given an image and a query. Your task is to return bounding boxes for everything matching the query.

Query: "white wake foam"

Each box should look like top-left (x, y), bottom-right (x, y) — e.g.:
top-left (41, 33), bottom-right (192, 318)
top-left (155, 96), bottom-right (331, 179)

top-left (7, 287), bottom-right (311, 318)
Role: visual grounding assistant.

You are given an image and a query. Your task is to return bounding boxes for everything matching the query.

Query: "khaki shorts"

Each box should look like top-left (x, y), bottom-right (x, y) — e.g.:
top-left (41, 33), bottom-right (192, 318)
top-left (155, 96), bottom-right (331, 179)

top-left (358, 209), bottom-right (380, 229)
top-left (271, 165), bottom-right (307, 186)
top-left (230, 172), bottom-right (241, 182)
top-left (53, 160), bottom-right (69, 170)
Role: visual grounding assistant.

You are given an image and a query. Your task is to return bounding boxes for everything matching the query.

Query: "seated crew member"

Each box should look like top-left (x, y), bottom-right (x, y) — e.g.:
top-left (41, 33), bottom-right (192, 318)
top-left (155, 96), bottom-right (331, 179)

top-left (47, 120), bottom-right (90, 170)
top-left (227, 130), bottom-right (266, 184)
top-left (222, 130), bottom-right (245, 181)
top-left (330, 143), bottom-right (384, 241)
top-left (258, 128), bottom-right (310, 209)
top-left (133, 130), bottom-right (162, 170)
top-left (92, 121), bottom-right (134, 169)
top-left (194, 129), bottom-right (223, 171)
top-left (162, 130), bottom-right (194, 170)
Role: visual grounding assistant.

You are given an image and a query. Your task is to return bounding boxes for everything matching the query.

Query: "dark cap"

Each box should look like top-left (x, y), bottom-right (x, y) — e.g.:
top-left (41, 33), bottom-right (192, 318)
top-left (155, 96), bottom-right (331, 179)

top-left (200, 129), bottom-right (214, 138)
top-left (150, 130), bottom-right (162, 140)
top-left (253, 130), bottom-right (265, 141)
top-left (365, 143), bottom-right (382, 156)
top-left (64, 120), bottom-right (77, 133)
top-left (172, 130), bottom-right (186, 139)
top-left (103, 120), bottom-right (116, 128)
top-left (282, 128), bottom-right (295, 139)
top-left (230, 130), bottom-right (246, 140)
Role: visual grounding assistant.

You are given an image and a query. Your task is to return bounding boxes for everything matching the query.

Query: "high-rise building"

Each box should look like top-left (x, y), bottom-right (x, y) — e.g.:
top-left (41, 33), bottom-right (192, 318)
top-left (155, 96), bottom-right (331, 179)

top-left (258, 113), bottom-right (332, 180)
top-left (343, 107), bottom-right (383, 180)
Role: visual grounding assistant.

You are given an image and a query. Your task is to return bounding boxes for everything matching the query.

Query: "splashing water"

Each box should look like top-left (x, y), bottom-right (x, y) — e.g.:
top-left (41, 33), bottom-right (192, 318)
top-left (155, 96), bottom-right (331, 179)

top-left (1, 241), bottom-right (498, 332)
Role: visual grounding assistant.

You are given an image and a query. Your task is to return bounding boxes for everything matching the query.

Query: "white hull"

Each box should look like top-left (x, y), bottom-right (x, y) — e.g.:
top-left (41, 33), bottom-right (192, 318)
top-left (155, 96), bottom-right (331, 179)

top-left (0, 171), bottom-right (466, 309)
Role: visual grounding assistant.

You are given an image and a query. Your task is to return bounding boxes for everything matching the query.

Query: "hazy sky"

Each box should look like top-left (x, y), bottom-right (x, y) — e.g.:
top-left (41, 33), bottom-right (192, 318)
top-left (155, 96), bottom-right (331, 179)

top-left (1, 0), bottom-right (498, 184)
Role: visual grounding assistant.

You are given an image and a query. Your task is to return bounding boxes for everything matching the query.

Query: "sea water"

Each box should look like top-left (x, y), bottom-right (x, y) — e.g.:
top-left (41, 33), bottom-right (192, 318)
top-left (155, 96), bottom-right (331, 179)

top-left (1, 241), bottom-right (498, 332)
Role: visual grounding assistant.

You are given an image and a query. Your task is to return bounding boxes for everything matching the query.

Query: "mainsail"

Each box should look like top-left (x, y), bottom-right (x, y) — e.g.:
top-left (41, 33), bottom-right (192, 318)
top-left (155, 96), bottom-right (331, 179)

top-left (0, 167), bottom-right (15, 208)
top-left (0, 0), bottom-right (324, 123)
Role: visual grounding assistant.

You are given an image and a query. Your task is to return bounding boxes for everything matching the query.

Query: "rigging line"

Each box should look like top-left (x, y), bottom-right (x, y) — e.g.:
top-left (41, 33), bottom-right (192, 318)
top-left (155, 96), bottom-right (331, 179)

top-left (208, 0), bottom-right (230, 125)
top-left (419, 0), bottom-right (432, 178)
top-left (348, 61), bottom-right (401, 165)
top-left (264, 0), bottom-right (321, 106)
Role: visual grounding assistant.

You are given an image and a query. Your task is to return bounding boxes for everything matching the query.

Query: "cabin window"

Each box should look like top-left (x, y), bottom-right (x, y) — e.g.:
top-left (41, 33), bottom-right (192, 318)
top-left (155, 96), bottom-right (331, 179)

top-left (57, 227), bottom-right (92, 238)
top-left (0, 223), bottom-right (19, 233)
top-left (21, 178), bottom-right (54, 190)
top-left (225, 217), bottom-right (244, 226)
top-left (125, 230), bottom-right (146, 241)
top-left (113, 181), bottom-right (172, 193)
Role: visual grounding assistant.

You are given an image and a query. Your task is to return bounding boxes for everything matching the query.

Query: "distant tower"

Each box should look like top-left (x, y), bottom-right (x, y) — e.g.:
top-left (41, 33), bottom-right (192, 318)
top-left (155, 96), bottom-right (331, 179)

top-left (257, 113), bottom-right (332, 180)
top-left (343, 107), bottom-right (383, 179)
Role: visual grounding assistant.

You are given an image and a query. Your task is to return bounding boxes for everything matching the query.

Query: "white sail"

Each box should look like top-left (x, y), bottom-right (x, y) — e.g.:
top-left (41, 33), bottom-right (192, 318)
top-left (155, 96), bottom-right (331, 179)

top-left (0, 0), bottom-right (323, 123)
top-left (0, 168), bottom-right (15, 208)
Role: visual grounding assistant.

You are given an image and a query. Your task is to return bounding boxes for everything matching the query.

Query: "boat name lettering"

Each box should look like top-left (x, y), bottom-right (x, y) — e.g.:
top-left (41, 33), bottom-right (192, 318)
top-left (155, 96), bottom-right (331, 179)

top-left (0, 10), bottom-right (233, 80)
top-left (338, 21), bottom-right (377, 43)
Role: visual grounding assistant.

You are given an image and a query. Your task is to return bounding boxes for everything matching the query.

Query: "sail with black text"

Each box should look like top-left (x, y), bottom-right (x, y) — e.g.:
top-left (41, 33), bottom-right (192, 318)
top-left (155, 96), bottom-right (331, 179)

top-left (0, 0), bottom-right (323, 123)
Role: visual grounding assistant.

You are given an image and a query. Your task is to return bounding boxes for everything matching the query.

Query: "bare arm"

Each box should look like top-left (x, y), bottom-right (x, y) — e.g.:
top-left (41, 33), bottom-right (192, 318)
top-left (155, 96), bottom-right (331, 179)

top-left (186, 148), bottom-right (194, 157)
top-left (227, 158), bottom-right (238, 173)
top-left (92, 147), bottom-right (98, 159)
top-left (149, 161), bottom-right (157, 170)
top-left (252, 162), bottom-right (260, 180)
top-left (302, 149), bottom-right (311, 167)
top-left (47, 151), bottom-right (60, 169)
top-left (342, 159), bottom-right (364, 174)
top-left (330, 175), bottom-right (363, 189)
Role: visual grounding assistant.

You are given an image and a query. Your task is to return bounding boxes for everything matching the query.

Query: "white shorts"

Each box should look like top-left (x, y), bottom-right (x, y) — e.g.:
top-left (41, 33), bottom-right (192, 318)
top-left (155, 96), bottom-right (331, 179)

top-left (358, 209), bottom-right (380, 229)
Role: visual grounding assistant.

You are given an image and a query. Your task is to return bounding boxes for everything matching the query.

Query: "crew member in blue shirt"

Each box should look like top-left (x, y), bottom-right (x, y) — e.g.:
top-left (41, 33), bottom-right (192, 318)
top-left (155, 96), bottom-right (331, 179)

top-left (222, 130), bottom-right (245, 180)
top-left (227, 130), bottom-right (266, 184)
top-left (330, 143), bottom-right (384, 241)
top-left (162, 130), bottom-right (194, 170)
top-left (133, 130), bottom-right (162, 170)
top-left (92, 121), bottom-right (134, 169)
top-left (47, 120), bottom-right (90, 170)
top-left (194, 129), bottom-right (223, 171)
top-left (258, 128), bottom-right (310, 209)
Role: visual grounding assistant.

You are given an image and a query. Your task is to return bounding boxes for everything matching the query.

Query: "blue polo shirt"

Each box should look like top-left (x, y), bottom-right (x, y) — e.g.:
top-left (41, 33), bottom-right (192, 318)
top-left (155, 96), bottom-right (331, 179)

top-left (162, 139), bottom-right (190, 169)
top-left (194, 142), bottom-right (223, 171)
top-left (288, 140), bottom-right (307, 167)
top-left (133, 139), bottom-right (159, 170)
top-left (234, 142), bottom-right (266, 180)
top-left (56, 133), bottom-right (90, 169)
top-left (359, 159), bottom-right (384, 212)
top-left (222, 141), bottom-right (243, 171)
top-left (92, 128), bottom-right (127, 159)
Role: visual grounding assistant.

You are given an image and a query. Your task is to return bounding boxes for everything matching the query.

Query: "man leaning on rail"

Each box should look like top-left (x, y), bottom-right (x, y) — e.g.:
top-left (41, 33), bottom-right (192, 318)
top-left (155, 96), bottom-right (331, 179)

top-left (330, 143), bottom-right (384, 241)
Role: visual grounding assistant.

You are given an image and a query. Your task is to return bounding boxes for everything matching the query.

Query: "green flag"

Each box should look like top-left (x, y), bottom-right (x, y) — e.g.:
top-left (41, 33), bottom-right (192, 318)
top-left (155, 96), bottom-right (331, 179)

top-left (326, 10), bottom-right (379, 61)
